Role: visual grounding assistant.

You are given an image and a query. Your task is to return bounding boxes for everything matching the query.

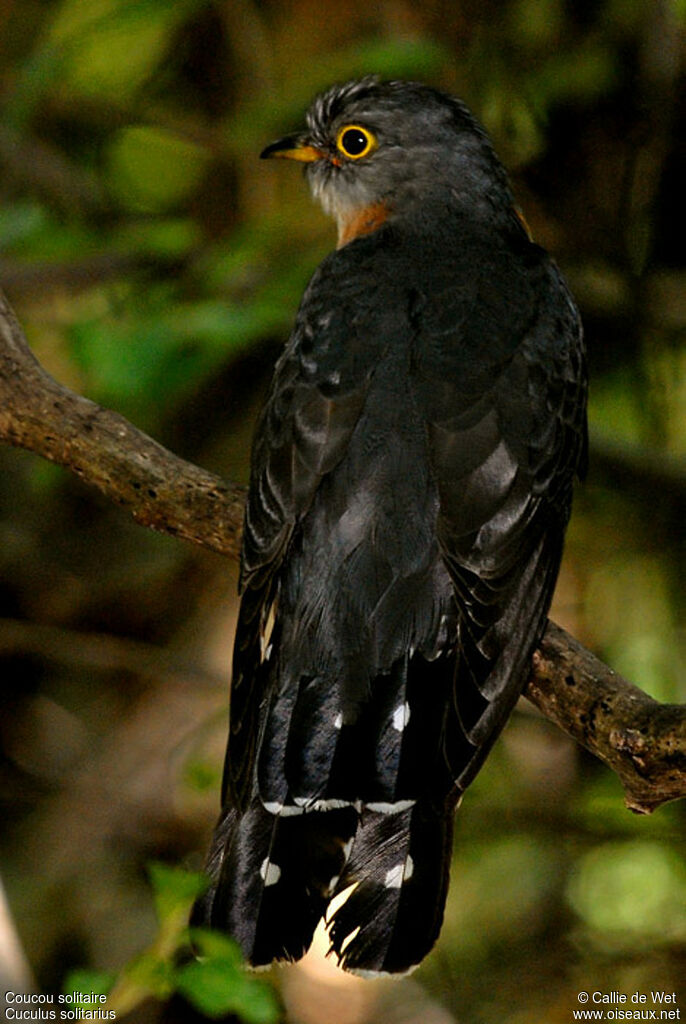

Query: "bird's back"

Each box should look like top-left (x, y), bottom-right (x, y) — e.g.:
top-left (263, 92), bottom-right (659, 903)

top-left (194, 77), bottom-right (587, 977)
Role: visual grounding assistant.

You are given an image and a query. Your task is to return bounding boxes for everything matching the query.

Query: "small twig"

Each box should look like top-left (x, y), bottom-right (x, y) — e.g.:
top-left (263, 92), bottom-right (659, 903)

top-left (1, 287), bottom-right (684, 813)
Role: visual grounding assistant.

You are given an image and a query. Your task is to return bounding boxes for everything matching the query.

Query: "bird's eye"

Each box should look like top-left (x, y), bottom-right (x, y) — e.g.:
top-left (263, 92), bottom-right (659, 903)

top-left (336, 125), bottom-right (377, 160)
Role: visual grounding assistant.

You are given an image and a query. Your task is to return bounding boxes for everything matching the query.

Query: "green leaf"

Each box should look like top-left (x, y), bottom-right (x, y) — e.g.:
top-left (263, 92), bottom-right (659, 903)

top-left (189, 927), bottom-right (244, 965)
top-left (230, 977), bottom-right (282, 1024)
top-left (62, 968), bottom-right (115, 1007)
top-left (124, 951), bottom-right (176, 999)
top-left (176, 957), bottom-right (280, 1023)
top-left (148, 862), bottom-right (208, 924)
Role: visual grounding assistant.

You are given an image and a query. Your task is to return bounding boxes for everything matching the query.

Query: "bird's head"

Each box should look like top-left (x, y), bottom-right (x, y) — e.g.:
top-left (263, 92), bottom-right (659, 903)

top-left (261, 77), bottom-right (515, 247)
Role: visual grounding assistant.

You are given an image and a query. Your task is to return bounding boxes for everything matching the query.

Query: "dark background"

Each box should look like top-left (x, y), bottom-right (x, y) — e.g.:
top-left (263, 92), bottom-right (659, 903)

top-left (0, 1), bottom-right (684, 1021)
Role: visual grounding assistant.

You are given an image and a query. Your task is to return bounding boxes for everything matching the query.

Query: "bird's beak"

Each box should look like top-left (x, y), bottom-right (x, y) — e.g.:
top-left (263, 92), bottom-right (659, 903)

top-left (260, 134), bottom-right (325, 162)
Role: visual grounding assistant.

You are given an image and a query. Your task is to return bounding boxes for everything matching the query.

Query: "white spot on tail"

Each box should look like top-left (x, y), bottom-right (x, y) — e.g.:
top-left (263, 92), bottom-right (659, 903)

top-left (392, 702), bottom-right (411, 731)
top-left (384, 863), bottom-right (403, 888)
top-left (290, 795), bottom-right (354, 812)
top-left (365, 799), bottom-right (416, 813)
top-left (261, 800), bottom-right (305, 817)
top-left (384, 855), bottom-right (414, 889)
top-left (333, 712), bottom-right (343, 729)
top-left (259, 858), bottom-right (281, 886)
top-left (281, 804), bottom-right (306, 817)
top-left (310, 798), bottom-right (354, 811)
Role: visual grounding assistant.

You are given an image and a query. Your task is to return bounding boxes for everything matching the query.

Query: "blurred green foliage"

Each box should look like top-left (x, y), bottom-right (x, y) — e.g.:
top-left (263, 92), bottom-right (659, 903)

top-left (62, 864), bottom-right (280, 1021)
top-left (567, 840), bottom-right (686, 949)
top-left (178, 930), bottom-right (281, 1022)
top-left (0, 0), bottom-right (684, 1022)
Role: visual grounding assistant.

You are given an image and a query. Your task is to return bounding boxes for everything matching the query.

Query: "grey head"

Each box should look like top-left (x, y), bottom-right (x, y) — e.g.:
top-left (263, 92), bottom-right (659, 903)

top-left (261, 77), bottom-right (515, 244)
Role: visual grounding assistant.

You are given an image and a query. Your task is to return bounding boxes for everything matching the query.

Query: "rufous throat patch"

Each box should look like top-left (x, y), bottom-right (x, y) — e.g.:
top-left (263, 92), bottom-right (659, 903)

top-left (337, 201), bottom-right (389, 247)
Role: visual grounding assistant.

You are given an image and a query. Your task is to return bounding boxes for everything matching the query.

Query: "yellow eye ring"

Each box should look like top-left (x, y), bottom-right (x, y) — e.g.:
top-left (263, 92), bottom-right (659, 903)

top-left (336, 124), bottom-right (377, 160)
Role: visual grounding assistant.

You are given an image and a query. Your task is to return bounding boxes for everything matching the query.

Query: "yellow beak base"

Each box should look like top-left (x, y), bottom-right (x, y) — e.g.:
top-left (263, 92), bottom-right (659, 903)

top-left (260, 137), bottom-right (324, 162)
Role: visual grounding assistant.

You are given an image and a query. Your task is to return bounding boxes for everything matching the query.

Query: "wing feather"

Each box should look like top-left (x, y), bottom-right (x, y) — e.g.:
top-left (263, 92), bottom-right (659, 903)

top-left (225, 247), bottom-right (398, 805)
top-left (412, 246), bottom-right (587, 787)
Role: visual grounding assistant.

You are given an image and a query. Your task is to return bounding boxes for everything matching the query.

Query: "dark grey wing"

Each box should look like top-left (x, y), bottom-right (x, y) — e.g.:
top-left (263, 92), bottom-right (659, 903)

top-left (199, 242), bottom-right (417, 967)
top-left (324, 239), bottom-right (587, 977)
top-left (226, 250), bottom-right (392, 806)
top-left (413, 240), bottom-right (587, 792)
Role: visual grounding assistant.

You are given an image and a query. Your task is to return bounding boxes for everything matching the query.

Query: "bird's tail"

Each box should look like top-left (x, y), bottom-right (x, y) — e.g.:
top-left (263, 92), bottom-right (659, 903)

top-left (194, 645), bottom-right (461, 974)
top-left (194, 794), bottom-right (455, 976)
top-left (327, 798), bottom-right (456, 975)
top-left (194, 798), bottom-right (359, 967)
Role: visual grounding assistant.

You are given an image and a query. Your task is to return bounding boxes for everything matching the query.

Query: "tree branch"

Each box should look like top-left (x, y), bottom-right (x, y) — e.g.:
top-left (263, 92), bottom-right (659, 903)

top-left (1, 289), bottom-right (684, 814)
top-left (527, 624), bottom-right (686, 814)
top-left (0, 290), bottom-right (245, 561)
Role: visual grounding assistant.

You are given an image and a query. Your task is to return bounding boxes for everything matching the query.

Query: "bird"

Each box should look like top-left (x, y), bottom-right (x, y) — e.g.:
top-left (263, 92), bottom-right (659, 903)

top-left (193, 76), bottom-right (588, 977)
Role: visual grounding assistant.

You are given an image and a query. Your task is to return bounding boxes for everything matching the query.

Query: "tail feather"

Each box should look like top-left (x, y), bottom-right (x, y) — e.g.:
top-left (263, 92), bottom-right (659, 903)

top-left (197, 800), bottom-right (358, 966)
top-left (197, 539), bottom-right (556, 972)
top-left (197, 648), bottom-right (459, 972)
top-left (257, 647), bottom-right (455, 811)
top-left (327, 800), bottom-right (455, 975)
